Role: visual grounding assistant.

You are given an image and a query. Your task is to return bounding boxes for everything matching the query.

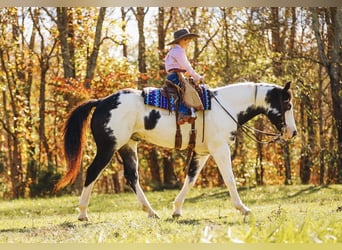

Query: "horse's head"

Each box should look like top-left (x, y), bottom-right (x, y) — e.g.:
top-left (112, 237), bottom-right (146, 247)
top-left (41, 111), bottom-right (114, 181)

top-left (265, 82), bottom-right (297, 139)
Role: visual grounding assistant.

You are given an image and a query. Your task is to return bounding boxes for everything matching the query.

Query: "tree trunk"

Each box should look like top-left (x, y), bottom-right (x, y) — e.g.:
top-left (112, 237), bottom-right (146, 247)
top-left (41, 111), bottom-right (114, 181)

top-left (133, 7), bottom-right (148, 87)
top-left (56, 7), bottom-right (82, 193)
top-left (270, 7), bottom-right (291, 184)
top-left (112, 171), bottom-right (122, 193)
top-left (157, 7), bottom-right (177, 188)
top-left (283, 141), bottom-right (292, 185)
top-left (300, 93), bottom-right (313, 184)
top-left (163, 151), bottom-right (178, 189)
top-left (39, 57), bottom-right (52, 170)
top-left (312, 7), bottom-right (342, 183)
top-left (221, 7), bottom-right (231, 83)
top-left (33, 8), bottom-right (58, 171)
top-left (158, 7), bottom-right (166, 78)
top-left (271, 7), bottom-right (284, 77)
top-left (328, 8), bottom-right (342, 183)
top-left (26, 8), bottom-right (39, 194)
top-left (318, 65), bottom-right (325, 184)
top-left (288, 7), bottom-right (296, 56)
top-left (190, 7), bottom-right (199, 65)
top-left (254, 118), bottom-right (264, 185)
top-left (147, 148), bottom-right (162, 190)
top-left (85, 7), bottom-right (106, 88)
top-left (121, 7), bottom-right (128, 58)
top-left (271, 7), bottom-right (281, 51)
top-left (56, 7), bottom-right (76, 80)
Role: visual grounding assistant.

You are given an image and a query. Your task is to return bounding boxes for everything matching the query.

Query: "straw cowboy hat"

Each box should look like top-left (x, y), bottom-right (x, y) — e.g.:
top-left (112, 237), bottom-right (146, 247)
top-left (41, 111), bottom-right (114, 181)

top-left (167, 28), bottom-right (199, 45)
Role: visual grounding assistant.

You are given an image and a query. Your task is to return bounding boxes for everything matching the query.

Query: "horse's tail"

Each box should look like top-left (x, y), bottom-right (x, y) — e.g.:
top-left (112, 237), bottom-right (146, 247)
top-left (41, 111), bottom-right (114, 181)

top-left (54, 99), bottom-right (100, 192)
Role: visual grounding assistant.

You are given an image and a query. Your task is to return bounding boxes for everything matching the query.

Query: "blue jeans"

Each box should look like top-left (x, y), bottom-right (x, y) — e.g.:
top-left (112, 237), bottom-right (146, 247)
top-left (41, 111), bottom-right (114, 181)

top-left (166, 72), bottom-right (190, 115)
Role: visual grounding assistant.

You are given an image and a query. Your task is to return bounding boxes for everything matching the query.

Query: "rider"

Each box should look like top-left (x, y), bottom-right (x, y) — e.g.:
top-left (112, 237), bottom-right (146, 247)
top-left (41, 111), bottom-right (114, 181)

top-left (165, 28), bottom-right (204, 125)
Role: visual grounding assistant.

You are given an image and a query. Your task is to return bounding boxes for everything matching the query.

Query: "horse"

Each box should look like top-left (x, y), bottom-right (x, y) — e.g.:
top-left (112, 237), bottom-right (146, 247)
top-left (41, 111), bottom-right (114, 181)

top-left (54, 81), bottom-right (297, 221)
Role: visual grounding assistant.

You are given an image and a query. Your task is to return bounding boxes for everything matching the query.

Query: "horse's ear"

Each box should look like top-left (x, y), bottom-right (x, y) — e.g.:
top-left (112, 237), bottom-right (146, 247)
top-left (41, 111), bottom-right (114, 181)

top-left (283, 81), bottom-right (291, 92)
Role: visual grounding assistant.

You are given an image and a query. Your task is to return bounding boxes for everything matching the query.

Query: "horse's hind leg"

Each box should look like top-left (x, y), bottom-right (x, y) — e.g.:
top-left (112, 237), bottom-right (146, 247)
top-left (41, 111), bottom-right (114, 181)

top-left (172, 153), bottom-right (209, 218)
top-left (118, 140), bottom-right (159, 218)
top-left (78, 136), bottom-right (115, 221)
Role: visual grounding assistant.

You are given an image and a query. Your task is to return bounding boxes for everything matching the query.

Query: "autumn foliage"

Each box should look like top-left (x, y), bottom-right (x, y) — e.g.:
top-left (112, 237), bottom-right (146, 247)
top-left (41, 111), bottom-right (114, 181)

top-left (0, 7), bottom-right (341, 198)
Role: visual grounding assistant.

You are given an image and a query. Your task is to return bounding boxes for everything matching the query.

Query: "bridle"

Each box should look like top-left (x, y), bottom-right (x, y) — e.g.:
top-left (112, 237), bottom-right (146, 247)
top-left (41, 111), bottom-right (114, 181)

top-left (211, 86), bottom-right (289, 145)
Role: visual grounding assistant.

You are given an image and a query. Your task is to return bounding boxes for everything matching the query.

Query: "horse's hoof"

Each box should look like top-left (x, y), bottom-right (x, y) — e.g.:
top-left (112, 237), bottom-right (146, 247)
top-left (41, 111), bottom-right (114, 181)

top-left (148, 213), bottom-right (160, 219)
top-left (78, 216), bottom-right (89, 222)
top-left (172, 213), bottom-right (182, 219)
top-left (238, 206), bottom-right (251, 215)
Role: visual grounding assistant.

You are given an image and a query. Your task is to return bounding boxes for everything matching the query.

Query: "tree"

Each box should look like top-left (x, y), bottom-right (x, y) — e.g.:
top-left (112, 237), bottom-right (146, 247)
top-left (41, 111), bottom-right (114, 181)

top-left (85, 7), bottom-right (106, 88)
top-left (55, 7), bottom-right (108, 193)
top-left (270, 7), bottom-right (294, 185)
top-left (131, 7), bottom-right (148, 87)
top-left (299, 88), bottom-right (314, 184)
top-left (220, 7), bottom-right (232, 83)
top-left (0, 8), bottom-right (29, 198)
top-left (311, 7), bottom-right (342, 183)
top-left (157, 7), bottom-right (179, 189)
top-left (26, 8), bottom-right (40, 196)
top-left (32, 8), bottom-right (58, 172)
top-left (157, 7), bottom-right (173, 78)
top-left (120, 7), bottom-right (129, 58)
top-left (56, 7), bottom-right (76, 81)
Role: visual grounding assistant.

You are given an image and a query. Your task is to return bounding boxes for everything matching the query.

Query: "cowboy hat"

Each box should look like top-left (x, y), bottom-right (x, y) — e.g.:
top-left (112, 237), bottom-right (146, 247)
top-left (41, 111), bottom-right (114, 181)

top-left (167, 28), bottom-right (199, 45)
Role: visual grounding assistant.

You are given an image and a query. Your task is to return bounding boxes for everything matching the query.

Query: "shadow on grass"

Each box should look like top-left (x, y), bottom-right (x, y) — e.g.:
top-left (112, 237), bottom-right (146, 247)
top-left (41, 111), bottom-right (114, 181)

top-left (182, 186), bottom-right (256, 203)
top-left (0, 220), bottom-right (79, 235)
top-left (164, 215), bottom-right (239, 227)
top-left (164, 218), bottom-right (201, 226)
top-left (184, 189), bottom-right (230, 204)
top-left (182, 185), bottom-right (330, 206)
top-left (0, 227), bottom-right (35, 234)
top-left (285, 185), bottom-right (329, 198)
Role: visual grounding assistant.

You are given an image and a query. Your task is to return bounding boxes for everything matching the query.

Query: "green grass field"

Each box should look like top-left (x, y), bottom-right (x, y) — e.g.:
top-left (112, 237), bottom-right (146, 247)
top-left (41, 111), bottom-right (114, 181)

top-left (0, 185), bottom-right (341, 243)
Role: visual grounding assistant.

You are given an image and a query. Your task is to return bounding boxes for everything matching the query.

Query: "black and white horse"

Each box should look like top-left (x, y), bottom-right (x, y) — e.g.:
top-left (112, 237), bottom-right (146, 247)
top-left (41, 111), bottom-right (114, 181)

top-left (55, 82), bottom-right (297, 221)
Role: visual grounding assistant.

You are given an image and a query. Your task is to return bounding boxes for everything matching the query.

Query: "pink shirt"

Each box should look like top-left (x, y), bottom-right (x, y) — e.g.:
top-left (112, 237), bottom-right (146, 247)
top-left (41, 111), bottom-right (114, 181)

top-left (165, 44), bottom-right (202, 81)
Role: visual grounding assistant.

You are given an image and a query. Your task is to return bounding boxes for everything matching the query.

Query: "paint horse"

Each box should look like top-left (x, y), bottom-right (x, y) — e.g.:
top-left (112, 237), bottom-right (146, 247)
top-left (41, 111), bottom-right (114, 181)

top-left (55, 81), bottom-right (297, 221)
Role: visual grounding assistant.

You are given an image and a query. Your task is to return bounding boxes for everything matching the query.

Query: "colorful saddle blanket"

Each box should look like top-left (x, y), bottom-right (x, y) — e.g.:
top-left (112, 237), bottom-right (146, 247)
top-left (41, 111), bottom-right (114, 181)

top-left (143, 85), bottom-right (212, 111)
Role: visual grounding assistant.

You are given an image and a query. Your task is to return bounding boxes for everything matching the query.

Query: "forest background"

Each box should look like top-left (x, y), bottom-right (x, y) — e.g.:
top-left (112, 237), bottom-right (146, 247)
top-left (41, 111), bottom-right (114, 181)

top-left (0, 7), bottom-right (341, 199)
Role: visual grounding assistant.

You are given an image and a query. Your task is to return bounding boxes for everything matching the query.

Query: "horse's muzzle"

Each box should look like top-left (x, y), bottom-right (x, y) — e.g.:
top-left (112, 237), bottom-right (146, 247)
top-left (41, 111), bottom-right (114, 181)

top-left (281, 127), bottom-right (297, 140)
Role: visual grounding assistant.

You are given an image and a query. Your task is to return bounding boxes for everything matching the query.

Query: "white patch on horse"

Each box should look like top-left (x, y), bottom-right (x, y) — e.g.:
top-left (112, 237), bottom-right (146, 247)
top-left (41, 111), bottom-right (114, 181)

top-left (268, 106), bottom-right (282, 116)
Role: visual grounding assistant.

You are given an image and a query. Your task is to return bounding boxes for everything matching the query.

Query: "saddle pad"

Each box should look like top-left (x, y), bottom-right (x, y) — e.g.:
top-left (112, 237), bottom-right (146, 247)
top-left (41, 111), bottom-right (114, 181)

top-left (143, 85), bottom-right (211, 111)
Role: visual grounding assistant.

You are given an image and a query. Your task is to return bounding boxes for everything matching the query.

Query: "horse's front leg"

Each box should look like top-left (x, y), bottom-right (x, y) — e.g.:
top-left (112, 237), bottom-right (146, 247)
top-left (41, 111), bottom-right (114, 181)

top-left (118, 141), bottom-right (159, 218)
top-left (172, 153), bottom-right (209, 218)
top-left (209, 143), bottom-right (251, 215)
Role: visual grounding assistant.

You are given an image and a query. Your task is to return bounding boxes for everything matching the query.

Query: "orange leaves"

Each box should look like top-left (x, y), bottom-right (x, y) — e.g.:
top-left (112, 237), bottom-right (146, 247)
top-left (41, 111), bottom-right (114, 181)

top-left (54, 77), bottom-right (92, 100)
top-left (140, 73), bottom-right (149, 81)
top-left (54, 69), bottom-right (138, 101)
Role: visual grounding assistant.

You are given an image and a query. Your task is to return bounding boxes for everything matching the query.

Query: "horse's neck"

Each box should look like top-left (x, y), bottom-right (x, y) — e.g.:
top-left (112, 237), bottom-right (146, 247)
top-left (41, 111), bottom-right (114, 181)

top-left (216, 83), bottom-right (271, 123)
top-left (217, 83), bottom-right (255, 108)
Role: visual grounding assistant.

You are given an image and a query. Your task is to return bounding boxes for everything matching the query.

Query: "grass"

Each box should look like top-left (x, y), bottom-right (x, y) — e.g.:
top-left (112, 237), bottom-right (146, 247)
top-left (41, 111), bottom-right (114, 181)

top-left (0, 185), bottom-right (341, 243)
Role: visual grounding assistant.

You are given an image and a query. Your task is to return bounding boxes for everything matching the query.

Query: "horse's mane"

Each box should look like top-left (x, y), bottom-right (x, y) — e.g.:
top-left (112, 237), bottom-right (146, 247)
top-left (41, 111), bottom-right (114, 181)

top-left (212, 82), bottom-right (280, 91)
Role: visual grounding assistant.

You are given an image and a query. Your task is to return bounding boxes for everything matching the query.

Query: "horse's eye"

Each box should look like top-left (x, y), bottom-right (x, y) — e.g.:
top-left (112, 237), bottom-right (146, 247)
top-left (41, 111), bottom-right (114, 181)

top-left (284, 100), bottom-right (291, 110)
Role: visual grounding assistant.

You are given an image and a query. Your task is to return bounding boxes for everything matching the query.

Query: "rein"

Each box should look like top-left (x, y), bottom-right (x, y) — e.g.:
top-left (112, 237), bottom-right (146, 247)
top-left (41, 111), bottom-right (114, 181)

top-left (211, 93), bottom-right (283, 145)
